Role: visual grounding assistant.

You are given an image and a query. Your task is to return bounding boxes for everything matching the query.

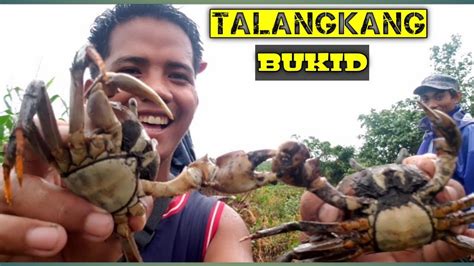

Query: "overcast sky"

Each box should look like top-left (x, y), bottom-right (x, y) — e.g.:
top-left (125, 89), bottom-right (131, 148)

top-left (1, 4), bottom-right (473, 158)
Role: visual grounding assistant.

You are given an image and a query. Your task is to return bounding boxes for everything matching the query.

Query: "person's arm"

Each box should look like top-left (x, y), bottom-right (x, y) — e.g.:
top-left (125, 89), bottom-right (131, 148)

top-left (459, 126), bottom-right (474, 195)
top-left (203, 204), bottom-right (253, 262)
top-left (299, 154), bottom-right (474, 262)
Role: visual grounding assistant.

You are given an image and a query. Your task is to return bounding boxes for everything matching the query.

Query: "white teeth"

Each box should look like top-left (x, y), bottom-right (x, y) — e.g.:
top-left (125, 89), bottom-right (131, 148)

top-left (139, 115), bottom-right (169, 125)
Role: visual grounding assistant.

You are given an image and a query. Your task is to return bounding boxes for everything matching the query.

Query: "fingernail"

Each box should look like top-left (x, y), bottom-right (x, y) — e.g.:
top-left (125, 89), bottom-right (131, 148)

top-left (83, 212), bottom-right (114, 241)
top-left (26, 226), bottom-right (61, 251)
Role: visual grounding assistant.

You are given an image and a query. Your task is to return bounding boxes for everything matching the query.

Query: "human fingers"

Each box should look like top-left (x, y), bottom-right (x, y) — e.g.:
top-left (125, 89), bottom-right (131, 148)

top-left (299, 189), bottom-right (341, 243)
top-left (402, 154), bottom-right (436, 177)
top-left (0, 214), bottom-right (67, 258)
top-left (356, 229), bottom-right (474, 262)
top-left (435, 179), bottom-right (465, 203)
top-left (300, 191), bottom-right (324, 222)
top-left (128, 195), bottom-right (153, 232)
top-left (403, 155), bottom-right (466, 203)
top-left (352, 251), bottom-right (399, 262)
top-left (1, 173), bottom-right (114, 242)
top-left (352, 239), bottom-right (469, 263)
top-left (300, 190), bottom-right (342, 223)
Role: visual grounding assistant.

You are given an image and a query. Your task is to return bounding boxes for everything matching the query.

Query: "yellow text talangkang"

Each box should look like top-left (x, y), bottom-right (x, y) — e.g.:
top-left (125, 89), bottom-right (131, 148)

top-left (210, 9), bottom-right (427, 38)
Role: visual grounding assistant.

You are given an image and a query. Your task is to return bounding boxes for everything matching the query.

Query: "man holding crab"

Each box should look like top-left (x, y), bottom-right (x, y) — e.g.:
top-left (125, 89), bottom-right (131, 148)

top-left (0, 3), bottom-right (472, 263)
top-left (414, 73), bottom-right (474, 196)
top-left (299, 74), bottom-right (474, 262)
top-left (0, 4), bottom-right (252, 262)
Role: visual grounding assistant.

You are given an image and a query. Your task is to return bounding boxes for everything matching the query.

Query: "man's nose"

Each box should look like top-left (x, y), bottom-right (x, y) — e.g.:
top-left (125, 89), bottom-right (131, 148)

top-left (425, 99), bottom-right (438, 109)
top-left (142, 78), bottom-right (173, 103)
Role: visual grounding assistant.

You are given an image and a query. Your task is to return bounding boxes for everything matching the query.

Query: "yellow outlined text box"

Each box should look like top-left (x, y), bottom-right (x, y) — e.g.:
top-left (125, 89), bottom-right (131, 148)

top-left (209, 9), bottom-right (427, 38)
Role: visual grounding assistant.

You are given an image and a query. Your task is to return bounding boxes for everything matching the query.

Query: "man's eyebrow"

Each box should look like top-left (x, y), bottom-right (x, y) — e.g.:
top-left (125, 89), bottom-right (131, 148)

top-left (113, 56), bottom-right (149, 66)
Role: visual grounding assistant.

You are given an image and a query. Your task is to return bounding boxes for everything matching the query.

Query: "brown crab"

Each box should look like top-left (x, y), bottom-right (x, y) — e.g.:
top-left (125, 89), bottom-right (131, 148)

top-left (242, 102), bottom-right (474, 262)
top-left (2, 44), bottom-right (286, 262)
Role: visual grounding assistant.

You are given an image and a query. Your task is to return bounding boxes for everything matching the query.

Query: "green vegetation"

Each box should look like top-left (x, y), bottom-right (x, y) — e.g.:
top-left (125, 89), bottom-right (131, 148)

top-left (357, 34), bottom-right (474, 166)
top-left (357, 98), bottom-right (424, 166)
top-left (225, 184), bottom-right (305, 262)
top-left (0, 79), bottom-right (67, 164)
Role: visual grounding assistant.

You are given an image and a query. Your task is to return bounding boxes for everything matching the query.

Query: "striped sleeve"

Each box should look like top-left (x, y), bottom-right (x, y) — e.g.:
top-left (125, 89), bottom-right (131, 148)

top-left (201, 200), bottom-right (225, 258)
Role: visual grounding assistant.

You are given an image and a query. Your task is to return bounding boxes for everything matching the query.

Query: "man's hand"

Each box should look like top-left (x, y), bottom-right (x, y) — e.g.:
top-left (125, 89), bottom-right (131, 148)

top-left (299, 154), bottom-right (474, 262)
top-left (0, 121), bottom-right (151, 261)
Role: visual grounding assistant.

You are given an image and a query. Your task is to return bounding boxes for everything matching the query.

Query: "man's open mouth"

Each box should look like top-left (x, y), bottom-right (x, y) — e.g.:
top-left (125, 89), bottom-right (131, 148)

top-left (139, 115), bottom-right (170, 129)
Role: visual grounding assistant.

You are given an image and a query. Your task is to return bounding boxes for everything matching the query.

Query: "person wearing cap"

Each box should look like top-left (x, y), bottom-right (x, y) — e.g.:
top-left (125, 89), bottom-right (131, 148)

top-left (414, 73), bottom-right (474, 195)
top-left (296, 73), bottom-right (474, 262)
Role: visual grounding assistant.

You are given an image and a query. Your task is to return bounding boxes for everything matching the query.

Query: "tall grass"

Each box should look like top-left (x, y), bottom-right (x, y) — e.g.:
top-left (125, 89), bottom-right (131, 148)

top-left (0, 81), bottom-right (67, 164)
top-left (225, 183), bottom-right (305, 262)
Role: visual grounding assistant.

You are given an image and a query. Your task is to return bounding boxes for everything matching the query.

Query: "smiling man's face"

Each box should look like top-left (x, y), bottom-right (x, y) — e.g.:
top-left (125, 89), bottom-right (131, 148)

top-left (419, 88), bottom-right (460, 114)
top-left (105, 17), bottom-right (199, 177)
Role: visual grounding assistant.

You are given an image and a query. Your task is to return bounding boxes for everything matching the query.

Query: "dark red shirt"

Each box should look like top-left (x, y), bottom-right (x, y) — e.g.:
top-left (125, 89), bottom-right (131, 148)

top-left (140, 191), bottom-right (225, 261)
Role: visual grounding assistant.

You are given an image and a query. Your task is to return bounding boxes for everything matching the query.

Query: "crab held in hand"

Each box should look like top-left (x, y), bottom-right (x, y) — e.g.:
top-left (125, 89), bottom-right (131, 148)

top-left (1, 44), bottom-right (205, 262)
top-left (243, 102), bottom-right (474, 262)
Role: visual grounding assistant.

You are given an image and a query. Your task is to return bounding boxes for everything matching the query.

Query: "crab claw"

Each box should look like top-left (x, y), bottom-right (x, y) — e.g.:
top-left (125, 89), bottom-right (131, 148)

top-left (418, 101), bottom-right (461, 156)
top-left (90, 72), bottom-right (174, 121)
top-left (271, 141), bottom-right (319, 187)
top-left (168, 149), bottom-right (279, 194)
top-left (142, 149), bottom-right (278, 197)
top-left (201, 149), bottom-right (278, 194)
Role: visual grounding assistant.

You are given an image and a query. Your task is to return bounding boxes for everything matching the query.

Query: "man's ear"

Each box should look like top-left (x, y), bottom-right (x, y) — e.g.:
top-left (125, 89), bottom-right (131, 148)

top-left (454, 90), bottom-right (462, 103)
top-left (198, 61), bottom-right (208, 74)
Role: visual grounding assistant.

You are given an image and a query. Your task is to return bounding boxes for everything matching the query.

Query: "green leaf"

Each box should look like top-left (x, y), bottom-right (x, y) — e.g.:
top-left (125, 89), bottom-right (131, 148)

top-left (0, 114), bottom-right (10, 124)
top-left (46, 77), bottom-right (55, 89)
top-left (50, 94), bottom-right (60, 104)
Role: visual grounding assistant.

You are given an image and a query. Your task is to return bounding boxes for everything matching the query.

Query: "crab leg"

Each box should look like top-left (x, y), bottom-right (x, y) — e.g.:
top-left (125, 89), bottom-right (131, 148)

top-left (416, 102), bottom-right (461, 199)
top-left (69, 45), bottom-right (91, 134)
top-left (432, 193), bottom-right (474, 218)
top-left (300, 244), bottom-right (372, 262)
top-left (279, 231), bottom-right (372, 262)
top-left (68, 45), bottom-right (99, 166)
top-left (140, 159), bottom-right (205, 197)
top-left (86, 85), bottom-right (123, 153)
top-left (242, 218), bottom-right (370, 241)
top-left (114, 208), bottom-right (144, 262)
top-left (442, 233), bottom-right (474, 252)
top-left (307, 174), bottom-right (374, 211)
top-left (278, 238), bottom-right (344, 262)
top-left (296, 245), bottom-right (367, 262)
top-left (436, 210), bottom-right (474, 230)
top-left (2, 80), bottom-right (68, 204)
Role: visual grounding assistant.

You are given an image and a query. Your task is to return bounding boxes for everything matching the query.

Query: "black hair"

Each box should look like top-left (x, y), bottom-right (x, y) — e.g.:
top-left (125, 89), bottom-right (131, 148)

top-left (88, 4), bottom-right (203, 75)
top-left (448, 89), bottom-right (459, 97)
